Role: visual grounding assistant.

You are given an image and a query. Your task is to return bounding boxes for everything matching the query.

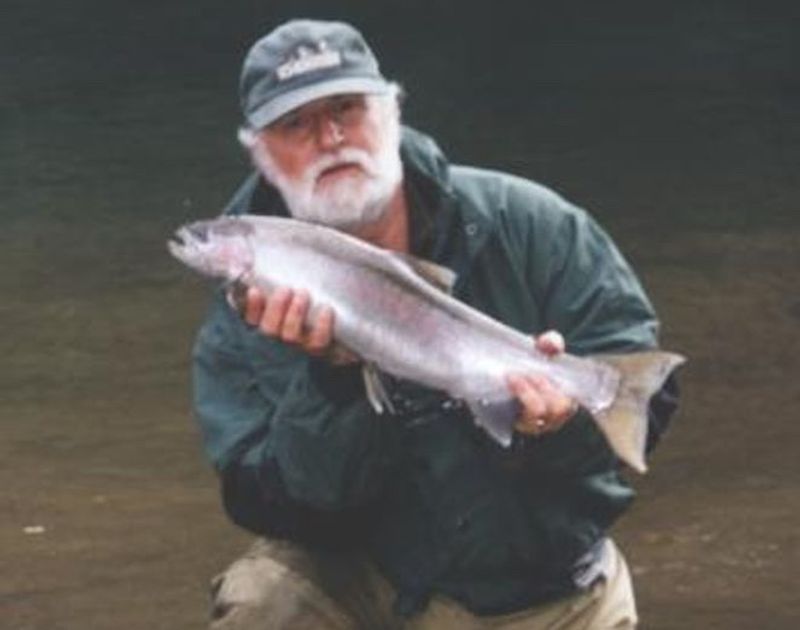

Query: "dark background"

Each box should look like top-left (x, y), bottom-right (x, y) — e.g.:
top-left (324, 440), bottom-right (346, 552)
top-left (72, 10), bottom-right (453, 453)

top-left (2, 1), bottom-right (798, 628)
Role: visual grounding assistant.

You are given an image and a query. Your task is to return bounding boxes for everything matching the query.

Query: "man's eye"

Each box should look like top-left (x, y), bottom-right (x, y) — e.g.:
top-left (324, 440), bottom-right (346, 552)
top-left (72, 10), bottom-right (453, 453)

top-left (281, 115), bottom-right (306, 130)
top-left (272, 110), bottom-right (313, 135)
top-left (333, 97), bottom-right (366, 122)
top-left (333, 99), bottom-right (358, 113)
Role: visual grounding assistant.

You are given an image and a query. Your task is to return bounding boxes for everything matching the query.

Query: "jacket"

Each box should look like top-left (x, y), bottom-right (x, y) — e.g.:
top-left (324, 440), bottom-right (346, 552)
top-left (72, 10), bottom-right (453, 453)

top-left (192, 127), bottom-right (679, 615)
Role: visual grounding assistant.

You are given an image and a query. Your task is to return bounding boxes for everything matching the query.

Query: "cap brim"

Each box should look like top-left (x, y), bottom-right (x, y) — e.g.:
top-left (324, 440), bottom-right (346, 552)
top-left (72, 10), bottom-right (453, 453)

top-left (246, 77), bottom-right (390, 129)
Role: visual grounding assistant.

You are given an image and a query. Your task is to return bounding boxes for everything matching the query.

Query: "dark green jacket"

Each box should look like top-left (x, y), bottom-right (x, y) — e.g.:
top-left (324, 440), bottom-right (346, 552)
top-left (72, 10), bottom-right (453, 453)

top-left (192, 128), bottom-right (678, 616)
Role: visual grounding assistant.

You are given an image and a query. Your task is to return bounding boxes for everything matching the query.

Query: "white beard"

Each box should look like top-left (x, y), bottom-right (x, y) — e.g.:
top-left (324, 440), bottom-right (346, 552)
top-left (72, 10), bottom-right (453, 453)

top-left (252, 112), bottom-right (403, 232)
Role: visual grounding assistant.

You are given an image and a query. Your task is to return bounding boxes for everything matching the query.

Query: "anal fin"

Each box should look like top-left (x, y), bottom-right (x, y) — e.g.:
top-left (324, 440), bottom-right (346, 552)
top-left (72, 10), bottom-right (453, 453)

top-left (466, 397), bottom-right (522, 447)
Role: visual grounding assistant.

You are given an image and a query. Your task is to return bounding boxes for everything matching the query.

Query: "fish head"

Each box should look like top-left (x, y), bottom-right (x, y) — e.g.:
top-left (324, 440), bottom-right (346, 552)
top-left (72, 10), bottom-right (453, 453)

top-left (168, 217), bottom-right (255, 281)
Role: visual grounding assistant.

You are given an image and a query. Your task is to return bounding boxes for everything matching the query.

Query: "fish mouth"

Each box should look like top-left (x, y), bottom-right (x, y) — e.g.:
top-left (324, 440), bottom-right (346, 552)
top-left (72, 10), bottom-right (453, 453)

top-left (167, 219), bottom-right (255, 280)
top-left (167, 226), bottom-right (200, 264)
top-left (169, 222), bottom-right (212, 248)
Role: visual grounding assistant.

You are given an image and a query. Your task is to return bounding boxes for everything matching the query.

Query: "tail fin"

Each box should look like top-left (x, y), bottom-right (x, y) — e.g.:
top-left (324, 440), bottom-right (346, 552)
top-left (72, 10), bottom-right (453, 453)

top-left (592, 351), bottom-right (686, 473)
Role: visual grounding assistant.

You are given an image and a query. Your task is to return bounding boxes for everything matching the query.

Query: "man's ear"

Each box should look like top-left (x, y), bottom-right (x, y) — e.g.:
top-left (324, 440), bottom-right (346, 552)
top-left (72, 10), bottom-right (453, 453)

top-left (237, 126), bottom-right (257, 149)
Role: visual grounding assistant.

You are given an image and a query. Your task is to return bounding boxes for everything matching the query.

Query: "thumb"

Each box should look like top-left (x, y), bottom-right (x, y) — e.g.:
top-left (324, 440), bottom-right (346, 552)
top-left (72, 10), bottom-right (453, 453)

top-left (535, 330), bottom-right (565, 357)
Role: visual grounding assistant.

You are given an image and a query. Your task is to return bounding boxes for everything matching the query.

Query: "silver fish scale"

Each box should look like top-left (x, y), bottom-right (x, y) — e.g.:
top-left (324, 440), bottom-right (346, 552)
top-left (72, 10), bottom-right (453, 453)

top-left (242, 217), bottom-right (617, 412)
top-left (248, 227), bottom-right (472, 393)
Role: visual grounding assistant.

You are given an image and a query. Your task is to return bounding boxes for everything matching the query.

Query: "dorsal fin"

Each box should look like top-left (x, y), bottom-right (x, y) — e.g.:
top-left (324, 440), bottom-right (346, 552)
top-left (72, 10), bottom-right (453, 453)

top-left (395, 253), bottom-right (457, 293)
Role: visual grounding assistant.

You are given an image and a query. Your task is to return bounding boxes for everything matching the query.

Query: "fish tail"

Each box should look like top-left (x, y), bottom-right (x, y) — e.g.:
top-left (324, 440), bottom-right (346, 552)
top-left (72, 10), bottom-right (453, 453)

top-left (592, 350), bottom-right (686, 473)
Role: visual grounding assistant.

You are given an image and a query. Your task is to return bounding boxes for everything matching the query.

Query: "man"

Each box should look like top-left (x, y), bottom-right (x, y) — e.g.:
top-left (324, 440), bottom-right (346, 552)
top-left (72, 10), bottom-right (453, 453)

top-left (193, 19), bottom-right (679, 629)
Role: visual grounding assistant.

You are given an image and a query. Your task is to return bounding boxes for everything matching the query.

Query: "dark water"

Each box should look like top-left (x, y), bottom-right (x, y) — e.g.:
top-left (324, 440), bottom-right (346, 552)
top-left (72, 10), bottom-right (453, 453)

top-left (2, 2), bottom-right (799, 628)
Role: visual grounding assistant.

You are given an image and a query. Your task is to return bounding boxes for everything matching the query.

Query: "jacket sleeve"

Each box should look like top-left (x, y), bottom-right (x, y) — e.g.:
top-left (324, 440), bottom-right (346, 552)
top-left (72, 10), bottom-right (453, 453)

top-left (511, 186), bottom-right (680, 473)
top-left (192, 289), bottom-right (397, 543)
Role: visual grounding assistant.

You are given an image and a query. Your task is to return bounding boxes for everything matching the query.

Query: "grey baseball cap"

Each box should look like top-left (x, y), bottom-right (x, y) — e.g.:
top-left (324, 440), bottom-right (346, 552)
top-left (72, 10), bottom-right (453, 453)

top-left (240, 20), bottom-right (390, 130)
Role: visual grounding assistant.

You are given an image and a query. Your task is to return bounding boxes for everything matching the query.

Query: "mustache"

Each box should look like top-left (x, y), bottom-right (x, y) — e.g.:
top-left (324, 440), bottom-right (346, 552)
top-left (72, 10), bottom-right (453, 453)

top-left (306, 148), bottom-right (378, 182)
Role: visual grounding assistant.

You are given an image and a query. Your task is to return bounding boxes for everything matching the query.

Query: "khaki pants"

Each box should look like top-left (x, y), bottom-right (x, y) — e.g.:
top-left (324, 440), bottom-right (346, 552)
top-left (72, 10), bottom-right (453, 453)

top-left (209, 538), bottom-right (638, 630)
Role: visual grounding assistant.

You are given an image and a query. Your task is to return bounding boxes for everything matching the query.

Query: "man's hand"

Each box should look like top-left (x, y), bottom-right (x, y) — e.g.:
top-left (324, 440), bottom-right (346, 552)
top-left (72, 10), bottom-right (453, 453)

top-left (507, 330), bottom-right (578, 437)
top-left (231, 285), bottom-right (358, 364)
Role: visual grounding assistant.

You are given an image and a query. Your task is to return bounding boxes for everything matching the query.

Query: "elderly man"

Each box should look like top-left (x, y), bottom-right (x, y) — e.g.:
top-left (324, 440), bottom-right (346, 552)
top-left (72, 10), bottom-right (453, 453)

top-left (193, 19), bottom-right (679, 629)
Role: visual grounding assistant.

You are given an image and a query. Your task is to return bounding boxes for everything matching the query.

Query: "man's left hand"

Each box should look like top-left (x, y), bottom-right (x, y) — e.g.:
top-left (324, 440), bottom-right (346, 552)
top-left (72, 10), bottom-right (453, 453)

top-left (507, 330), bottom-right (578, 437)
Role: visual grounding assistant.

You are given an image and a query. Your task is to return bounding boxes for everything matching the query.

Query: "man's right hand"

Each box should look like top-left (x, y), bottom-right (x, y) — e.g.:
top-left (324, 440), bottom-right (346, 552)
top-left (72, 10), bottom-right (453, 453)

top-left (232, 285), bottom-right (358, 365)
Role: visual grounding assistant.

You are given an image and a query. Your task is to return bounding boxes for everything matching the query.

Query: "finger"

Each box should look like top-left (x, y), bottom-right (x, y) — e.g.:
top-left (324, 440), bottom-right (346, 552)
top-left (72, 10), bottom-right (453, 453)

top-left (281, 290), bottom-right (310, 344)
top-left (259, 287), bottom-right (292, 336)
top-left (535, 330), bottom-right (565, 357)
top-left (507, 374), bottom-right (548, 422)
top-left (244, 287), bottom-right (266, 326)
top-left (514, 417), bottom-right (547, 435)
top-left (514, 414), bottom-right (548, 436)
top-left (530, 377), bottom-right (576, 429)
top-left (508, 374), bottom-right (574, 435)
top-left (306, 306), bottom-right (335, 355)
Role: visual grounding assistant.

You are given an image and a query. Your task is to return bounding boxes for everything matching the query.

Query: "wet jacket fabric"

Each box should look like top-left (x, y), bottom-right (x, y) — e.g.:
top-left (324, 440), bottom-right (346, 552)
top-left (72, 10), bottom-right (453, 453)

top-left (192, 127), bottom-right (679, 616)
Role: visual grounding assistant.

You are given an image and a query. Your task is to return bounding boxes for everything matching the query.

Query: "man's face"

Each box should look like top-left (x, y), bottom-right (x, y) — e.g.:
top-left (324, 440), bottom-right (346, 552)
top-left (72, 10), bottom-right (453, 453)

top-left (250, 92), bottom-right (403, 231)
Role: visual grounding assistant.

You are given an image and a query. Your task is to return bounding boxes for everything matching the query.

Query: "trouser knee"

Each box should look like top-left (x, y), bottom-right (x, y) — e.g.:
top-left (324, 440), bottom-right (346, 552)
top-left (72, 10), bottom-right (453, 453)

top-left (208, 539), bottom-right (357, 630)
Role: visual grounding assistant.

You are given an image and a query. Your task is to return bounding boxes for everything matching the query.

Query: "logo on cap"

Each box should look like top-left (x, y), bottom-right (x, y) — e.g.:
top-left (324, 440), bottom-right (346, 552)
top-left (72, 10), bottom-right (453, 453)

top-left (276, 40), bottom-right (342, 81)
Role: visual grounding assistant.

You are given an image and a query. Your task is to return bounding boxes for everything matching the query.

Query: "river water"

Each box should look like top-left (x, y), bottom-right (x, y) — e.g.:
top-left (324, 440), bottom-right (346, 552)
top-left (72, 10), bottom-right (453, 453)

top-left (2, 2), bottom-right (799, 628)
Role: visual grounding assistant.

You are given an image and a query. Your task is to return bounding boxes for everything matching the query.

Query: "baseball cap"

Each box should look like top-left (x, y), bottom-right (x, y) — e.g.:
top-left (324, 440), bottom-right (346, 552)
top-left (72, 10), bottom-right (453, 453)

top-left (240, 20), bottom-right (390, 130)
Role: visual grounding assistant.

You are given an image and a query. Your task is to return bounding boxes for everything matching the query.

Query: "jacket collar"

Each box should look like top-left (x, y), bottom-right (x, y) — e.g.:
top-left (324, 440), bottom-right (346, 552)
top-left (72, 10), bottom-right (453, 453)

top-left (400, 127), bottom-right (493, 269)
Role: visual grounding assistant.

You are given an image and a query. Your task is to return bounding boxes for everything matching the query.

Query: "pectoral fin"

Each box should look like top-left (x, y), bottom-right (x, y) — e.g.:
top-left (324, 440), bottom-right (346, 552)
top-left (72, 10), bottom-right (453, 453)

top-left (362, 363), bottom-right (397, 415)
top-left (224, 279), bottom-right (250, 313)
top-left (592, 350), bottom-right (686, 473)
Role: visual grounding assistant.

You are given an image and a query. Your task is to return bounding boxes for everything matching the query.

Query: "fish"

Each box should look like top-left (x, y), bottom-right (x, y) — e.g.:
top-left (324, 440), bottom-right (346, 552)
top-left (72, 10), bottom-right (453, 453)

top-left (168, 215), bottom-right (685, 473)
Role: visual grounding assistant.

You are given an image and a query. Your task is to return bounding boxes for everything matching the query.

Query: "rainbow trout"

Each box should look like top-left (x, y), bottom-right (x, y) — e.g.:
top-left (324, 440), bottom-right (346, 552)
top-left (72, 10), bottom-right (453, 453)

top-left (169, 215), bottom-right (684, 472)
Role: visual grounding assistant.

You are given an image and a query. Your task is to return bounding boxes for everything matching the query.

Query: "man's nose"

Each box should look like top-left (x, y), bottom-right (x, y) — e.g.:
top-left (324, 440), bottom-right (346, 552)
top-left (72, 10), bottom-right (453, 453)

top-left (315, 115), bottom-right (345, 150)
